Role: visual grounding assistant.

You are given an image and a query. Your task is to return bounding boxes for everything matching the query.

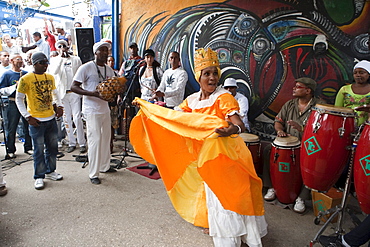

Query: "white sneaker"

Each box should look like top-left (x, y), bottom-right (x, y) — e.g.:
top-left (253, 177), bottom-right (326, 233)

top-left (34, 178), bottom-right (44, 190)
top-left (293, 197), bottom-right (306, 213)
top-left (58, 142), bottom-right (62, 148)
top-left (264, 188), bottom-right (276, 201)
top-left (45, 172), bottom-right (63, 181)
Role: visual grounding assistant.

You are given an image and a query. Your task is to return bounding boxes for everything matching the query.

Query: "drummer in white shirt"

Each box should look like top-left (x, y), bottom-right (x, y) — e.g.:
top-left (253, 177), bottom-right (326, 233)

top-left (222, 78), bottom-right (251, 132)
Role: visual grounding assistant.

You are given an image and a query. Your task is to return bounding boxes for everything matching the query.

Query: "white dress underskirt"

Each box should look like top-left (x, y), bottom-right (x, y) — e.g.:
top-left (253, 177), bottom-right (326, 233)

top-left (205, 183), bottom-right (268, 247)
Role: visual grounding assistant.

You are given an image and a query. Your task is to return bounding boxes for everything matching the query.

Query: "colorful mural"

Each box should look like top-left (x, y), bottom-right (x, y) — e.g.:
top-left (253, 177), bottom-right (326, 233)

top-left (120, 0), bottom-right (370, 139)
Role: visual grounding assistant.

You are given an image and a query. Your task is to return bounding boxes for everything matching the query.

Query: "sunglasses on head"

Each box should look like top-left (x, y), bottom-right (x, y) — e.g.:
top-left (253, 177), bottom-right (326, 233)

top-left (58, 44), bottom-right (67, 48)
top-left (37, 61), bottom-right (49, 65)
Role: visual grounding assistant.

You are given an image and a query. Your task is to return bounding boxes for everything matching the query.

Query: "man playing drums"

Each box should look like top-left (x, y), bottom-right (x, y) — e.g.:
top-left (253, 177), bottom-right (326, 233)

top-left (263, 77), bottom-right (323, 213)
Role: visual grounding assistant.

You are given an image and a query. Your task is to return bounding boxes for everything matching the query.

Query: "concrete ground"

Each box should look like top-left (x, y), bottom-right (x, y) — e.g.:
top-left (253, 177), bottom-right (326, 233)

top-left (0, 137), bottom-right (367, 247)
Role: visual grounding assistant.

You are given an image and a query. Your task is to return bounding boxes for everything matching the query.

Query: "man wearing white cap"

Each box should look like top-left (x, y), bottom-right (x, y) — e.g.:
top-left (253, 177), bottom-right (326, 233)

top-left (49, 39), bottom-right (86, 154)
top-left (71, 41), bottom-right (117, 185)
top-left (223, 78), bottom-right (251, 131)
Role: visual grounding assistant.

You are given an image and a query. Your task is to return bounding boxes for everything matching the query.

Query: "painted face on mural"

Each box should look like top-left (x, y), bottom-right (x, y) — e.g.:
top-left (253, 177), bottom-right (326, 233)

top-left (353, 68), bottom-right (370, 84)
top-left (199, 66), bottom-right (219, 95)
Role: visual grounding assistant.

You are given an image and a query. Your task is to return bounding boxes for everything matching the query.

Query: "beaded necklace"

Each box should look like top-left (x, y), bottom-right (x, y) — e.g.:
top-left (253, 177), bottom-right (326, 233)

top-left (33, 72), bottom-right (48, 84)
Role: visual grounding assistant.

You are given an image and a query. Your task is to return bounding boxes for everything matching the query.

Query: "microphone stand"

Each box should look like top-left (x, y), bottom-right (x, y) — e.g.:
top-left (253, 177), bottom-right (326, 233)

top-left (112, 62), bottom-right (143, 168)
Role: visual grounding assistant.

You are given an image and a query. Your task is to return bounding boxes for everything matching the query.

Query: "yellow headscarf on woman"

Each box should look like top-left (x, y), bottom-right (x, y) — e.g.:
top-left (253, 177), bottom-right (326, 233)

top-left (194, 48), bottom-right (221, 83)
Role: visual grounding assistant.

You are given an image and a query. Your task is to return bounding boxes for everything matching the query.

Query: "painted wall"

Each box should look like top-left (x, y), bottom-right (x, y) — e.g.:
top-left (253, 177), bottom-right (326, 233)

top-left (120, 0), bottom-right (370, 139)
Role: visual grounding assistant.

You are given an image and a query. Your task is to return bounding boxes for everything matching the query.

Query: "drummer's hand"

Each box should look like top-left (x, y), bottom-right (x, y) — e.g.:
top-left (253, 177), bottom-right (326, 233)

top-left (132, 100), bottom-right (139, 106)
top-left (287, 120), bottom-right (303, 132)
top-left (276, 130), bottom-right (288, 137)
top-left (117, 94), bottom-right (122, 105)
top-left (355, 104), bottom-right (370, 113)
top-left (215, 121), bottom-right (238, 137)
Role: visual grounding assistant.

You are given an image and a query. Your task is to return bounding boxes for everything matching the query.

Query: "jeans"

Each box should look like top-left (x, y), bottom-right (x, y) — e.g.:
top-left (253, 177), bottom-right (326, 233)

top-left (56, 117), bottom-right (66, 142)
top-left (3, 100), bottom-right (32, 153)
top-left (344, 215), bottom-right (370, 247)
top-left (29, 118), bottom-right (58, 179)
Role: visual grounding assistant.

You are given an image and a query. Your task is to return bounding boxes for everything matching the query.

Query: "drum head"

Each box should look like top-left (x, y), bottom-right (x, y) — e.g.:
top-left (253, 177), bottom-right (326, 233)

top-left (240, 133), bottom-right (260, 143)
top-left (273, 136), bottom-right (300, 147)
top-left (314, 104), bottom-right (355, 115)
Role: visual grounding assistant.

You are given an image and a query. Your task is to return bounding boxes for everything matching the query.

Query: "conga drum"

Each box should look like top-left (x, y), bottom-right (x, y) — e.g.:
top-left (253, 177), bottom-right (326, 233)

top-left (354, 123), bottom-right (370, 214)
top-left (270, 136), bottom-right (302, 204)
top-left (301, 104), bottom-right (355, 192)
top-left (240, 133), bottom-right (262, 174)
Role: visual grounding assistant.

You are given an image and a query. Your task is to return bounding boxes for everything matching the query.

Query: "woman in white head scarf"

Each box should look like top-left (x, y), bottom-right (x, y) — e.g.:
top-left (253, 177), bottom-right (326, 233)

top-left (335, 60), bottom-right (370, 126)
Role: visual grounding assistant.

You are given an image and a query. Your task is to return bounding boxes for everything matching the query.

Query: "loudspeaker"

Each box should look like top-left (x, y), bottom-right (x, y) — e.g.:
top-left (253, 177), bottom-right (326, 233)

top-left (75, 28), bottom-right (94, 64)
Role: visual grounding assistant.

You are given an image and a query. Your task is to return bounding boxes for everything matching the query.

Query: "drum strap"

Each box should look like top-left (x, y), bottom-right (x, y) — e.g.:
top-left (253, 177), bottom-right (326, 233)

top-left (93, 61), bottom-right (107, 83)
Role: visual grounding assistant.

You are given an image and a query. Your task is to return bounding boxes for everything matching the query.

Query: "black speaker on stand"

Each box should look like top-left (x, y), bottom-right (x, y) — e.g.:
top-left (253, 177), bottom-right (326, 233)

top-left (75, 28), bottom-right (95, 64)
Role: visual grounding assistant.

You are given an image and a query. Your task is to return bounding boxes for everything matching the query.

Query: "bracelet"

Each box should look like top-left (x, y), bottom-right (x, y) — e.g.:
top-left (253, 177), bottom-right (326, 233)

top-left (234, 124), bottom-right (242, 134)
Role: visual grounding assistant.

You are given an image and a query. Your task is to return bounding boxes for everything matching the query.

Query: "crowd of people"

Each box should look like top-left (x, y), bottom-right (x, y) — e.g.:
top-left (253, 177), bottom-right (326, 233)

top-left (0, 26), bottom-right (369, 246)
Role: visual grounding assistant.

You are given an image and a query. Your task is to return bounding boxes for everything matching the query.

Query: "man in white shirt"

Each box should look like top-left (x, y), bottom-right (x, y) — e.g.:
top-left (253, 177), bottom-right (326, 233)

top-left (223, 78), bottom-right (251, 131)
top-left (154, 51), bottom-right (188, 108)
top-left (23, 32), bottom-right (50, 59)
top-left (1, 34), bottom-right (22, 55)
top-left (49, 40), bottom-right (86, 153)
top-left (71, 41), bottom-right (117, 185)
top-left (0, 51), bottom-right (10, 74)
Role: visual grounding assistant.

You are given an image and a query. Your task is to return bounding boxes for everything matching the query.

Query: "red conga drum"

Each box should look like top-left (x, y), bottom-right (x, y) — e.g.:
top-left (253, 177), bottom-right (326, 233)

top-left (301, 104), bottom-right (355, 192)
top-left (354, 122), bottom-right (370, 214)
top-left (270, 136), bottom-right (302, 204)
top-left (240, 133), bottom-right (262, 175)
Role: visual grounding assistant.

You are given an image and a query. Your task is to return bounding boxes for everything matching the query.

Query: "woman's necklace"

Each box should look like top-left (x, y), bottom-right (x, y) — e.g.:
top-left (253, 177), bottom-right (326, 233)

top-left (145, 66), bottom-right (153, 78)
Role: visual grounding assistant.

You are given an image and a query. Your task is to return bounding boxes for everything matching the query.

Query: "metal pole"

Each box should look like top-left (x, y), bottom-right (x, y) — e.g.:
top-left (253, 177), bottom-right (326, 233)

top-left (112, 0), bottom-right (120, 70)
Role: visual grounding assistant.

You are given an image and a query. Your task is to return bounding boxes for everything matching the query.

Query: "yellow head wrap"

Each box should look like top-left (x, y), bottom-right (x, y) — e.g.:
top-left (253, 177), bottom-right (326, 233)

top-left (194, 47), bottom-right (221, 83)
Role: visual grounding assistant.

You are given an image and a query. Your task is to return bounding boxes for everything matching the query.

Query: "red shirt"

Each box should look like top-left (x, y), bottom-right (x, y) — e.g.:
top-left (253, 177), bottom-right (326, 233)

top-left (45, 25), bottom-right (56, 51)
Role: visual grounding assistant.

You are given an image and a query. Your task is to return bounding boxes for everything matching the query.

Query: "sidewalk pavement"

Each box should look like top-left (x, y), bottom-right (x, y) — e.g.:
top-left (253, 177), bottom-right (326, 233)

top-left (0, 138), bottom-right (367, 246)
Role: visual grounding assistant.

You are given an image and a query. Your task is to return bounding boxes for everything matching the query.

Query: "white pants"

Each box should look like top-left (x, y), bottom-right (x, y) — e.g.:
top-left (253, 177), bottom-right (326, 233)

top-left (0, 164), bottom-right (5, 187)
top-left (205, 183), bottom-right (267, 247)
top-left (62, 93), bottom-right (86, 147)
top-left (85, 112), bottom-right (111, 179)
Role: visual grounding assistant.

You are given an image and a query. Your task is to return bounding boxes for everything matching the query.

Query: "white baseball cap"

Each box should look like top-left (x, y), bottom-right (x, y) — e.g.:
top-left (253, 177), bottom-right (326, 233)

top-left (93, 41), bottom-right (111, 54)
top-left (223, 78), bottom-right (238, 88)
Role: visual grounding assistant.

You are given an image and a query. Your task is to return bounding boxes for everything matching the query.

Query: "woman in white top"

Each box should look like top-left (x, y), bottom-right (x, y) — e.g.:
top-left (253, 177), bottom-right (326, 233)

top-left (138, 49), bottom-right (163, 101)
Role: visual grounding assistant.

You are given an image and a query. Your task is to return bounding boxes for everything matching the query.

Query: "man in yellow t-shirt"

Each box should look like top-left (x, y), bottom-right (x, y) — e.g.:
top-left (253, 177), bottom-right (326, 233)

top-left (16, 52), bottom-right (64, 190)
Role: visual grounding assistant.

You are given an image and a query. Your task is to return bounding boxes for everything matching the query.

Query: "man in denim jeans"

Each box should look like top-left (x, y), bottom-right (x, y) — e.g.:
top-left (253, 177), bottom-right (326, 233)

top-left (16, 52), bottom-right (64, 190)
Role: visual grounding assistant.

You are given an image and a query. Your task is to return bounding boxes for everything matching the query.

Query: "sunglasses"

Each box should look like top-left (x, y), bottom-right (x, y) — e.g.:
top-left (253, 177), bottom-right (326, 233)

top-left (224, 86), bottom-right (237, 89)
top-left (293, 85), bottom-right (308, 89)
top-left (58, 44), bottom-right (67, 48)
top-left (37, 61), bottom-right (49, 65)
